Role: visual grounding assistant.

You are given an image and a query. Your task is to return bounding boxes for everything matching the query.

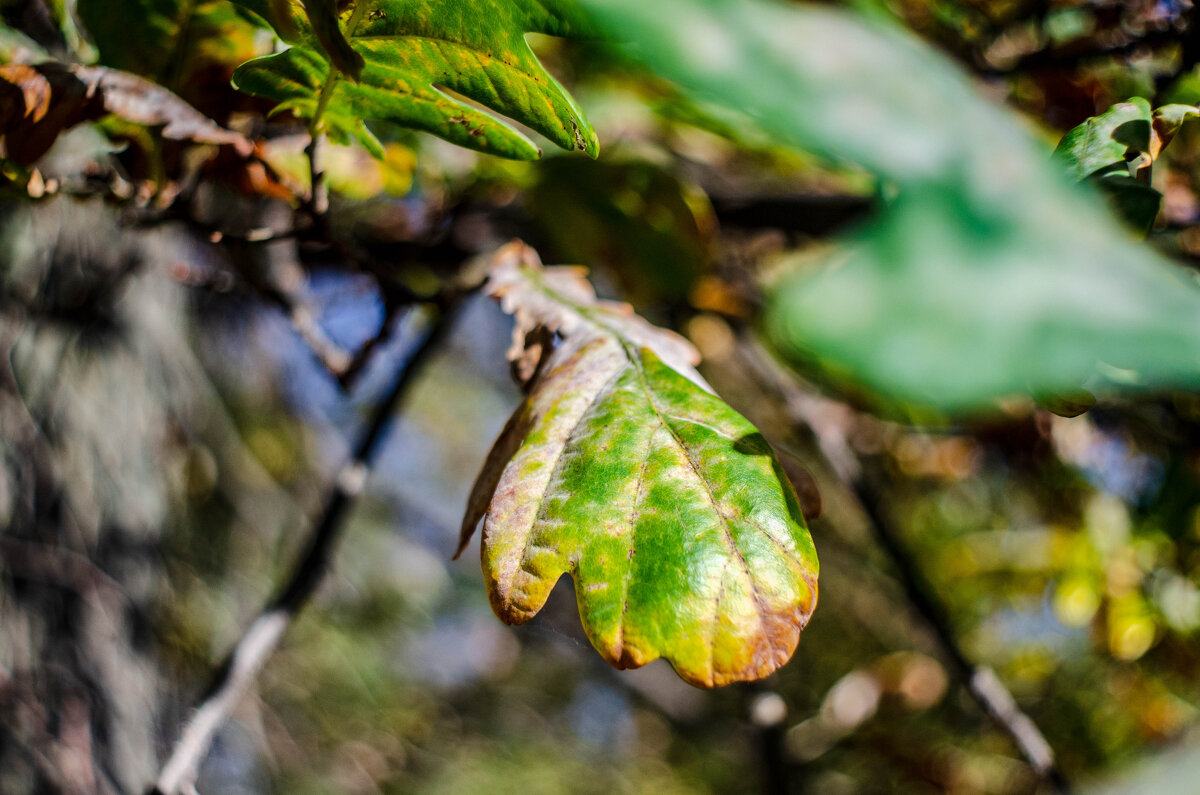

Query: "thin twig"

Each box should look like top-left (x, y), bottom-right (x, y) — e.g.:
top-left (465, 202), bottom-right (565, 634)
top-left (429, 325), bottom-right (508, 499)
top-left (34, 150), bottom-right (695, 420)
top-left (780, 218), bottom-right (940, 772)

top-left (204, 226), bottom-right (301, 245)
top-left (737, 336), bottom-right (1070, 792)
top-left (149, 301), bottom-right (458, 795)
top-left (850, 475), bottom-right (1068, 792)
top-left (281, 297), bottom-right (354, 377)
top-left (135, 186), bottom-right (423, 383)
top-left (220, 257), bottom-right (355, 379)
top-left (304, 132), bottom-right (328, 220)
top-left (337, 299), bottom-right (406, 390)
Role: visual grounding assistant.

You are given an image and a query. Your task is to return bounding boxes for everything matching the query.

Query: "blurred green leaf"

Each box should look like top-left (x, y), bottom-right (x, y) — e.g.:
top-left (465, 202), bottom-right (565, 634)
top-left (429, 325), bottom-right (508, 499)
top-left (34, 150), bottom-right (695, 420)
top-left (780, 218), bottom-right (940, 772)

top-left (765, 187), bottom-right (1200, 410)
top-left (459, 243), bottom-right (818, 687)
top-left (78, 0), bottom-right (260, 84)
top-left (530, 158), bottom-right (712, 302)
top-left (231, 0), bottom-right (598, 160)
top-left (581, 0), bottom-right (1200, 413)
top-left (1093, 171), bottom-right (1161, 235)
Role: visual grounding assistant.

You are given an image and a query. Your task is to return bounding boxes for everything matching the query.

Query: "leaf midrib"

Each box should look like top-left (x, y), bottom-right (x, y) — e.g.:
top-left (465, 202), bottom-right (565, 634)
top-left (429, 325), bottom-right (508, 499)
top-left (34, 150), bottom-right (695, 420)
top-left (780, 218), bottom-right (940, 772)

top-left (308, 0), bottom-right (372, 135)
top-left (625, 347), bottom-right (771, 658)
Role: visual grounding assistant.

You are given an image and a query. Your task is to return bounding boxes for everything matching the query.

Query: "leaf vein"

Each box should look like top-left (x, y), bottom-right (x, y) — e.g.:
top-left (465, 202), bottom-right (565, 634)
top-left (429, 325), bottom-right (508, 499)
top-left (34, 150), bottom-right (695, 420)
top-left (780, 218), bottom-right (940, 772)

top-left (622, 345), bottom-right (772, 658)
top-left (616, 420), bottom-right (660, 660)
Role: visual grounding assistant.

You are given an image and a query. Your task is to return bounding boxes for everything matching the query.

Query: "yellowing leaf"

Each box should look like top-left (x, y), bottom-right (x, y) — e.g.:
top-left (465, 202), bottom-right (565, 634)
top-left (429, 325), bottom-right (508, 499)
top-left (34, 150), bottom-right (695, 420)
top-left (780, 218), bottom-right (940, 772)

top-left (1151, 104), bottom-right (1200, 160)
top-left (459, 243), bottom-right (818, 688)
top-left (74, 67), bottom-right (253, 156)
top-left (0, 62), bottom-right (252, 165)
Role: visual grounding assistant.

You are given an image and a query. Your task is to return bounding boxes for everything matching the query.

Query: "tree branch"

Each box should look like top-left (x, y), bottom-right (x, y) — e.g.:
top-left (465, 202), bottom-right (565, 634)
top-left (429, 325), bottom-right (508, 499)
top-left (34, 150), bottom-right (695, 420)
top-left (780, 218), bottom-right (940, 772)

top-left (849, 472), bottom-right (1068, 791)
top-left (255, 276), bottom-right (355, 378)
top-left (149, 300), bottom-right (459, 795)
top-left (737, 336), bottom-right (1070, 793)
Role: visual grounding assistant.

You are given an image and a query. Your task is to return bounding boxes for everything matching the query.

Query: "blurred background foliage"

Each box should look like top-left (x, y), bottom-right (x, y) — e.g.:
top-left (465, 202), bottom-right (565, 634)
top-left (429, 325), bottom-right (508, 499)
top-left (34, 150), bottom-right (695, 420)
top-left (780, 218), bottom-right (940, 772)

top-left (8, 0), bottom-right (1200, 793)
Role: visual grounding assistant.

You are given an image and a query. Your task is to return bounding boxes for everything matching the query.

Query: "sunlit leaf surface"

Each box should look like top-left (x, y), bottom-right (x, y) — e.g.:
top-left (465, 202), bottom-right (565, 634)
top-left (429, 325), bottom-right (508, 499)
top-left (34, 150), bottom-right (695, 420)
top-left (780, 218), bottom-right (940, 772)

top-left (459, 243), bottom-right (818, 687)
top-left (232, 0), bottom-right (598, 160)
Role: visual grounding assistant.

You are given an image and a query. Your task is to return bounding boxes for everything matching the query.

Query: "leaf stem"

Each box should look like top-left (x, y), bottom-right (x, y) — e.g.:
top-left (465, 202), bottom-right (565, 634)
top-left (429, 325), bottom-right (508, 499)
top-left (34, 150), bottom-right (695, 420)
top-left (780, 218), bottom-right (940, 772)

top-left (305, 75), bottom-right (337, 215)
top-left (305, 0), bottom-right (374, 215)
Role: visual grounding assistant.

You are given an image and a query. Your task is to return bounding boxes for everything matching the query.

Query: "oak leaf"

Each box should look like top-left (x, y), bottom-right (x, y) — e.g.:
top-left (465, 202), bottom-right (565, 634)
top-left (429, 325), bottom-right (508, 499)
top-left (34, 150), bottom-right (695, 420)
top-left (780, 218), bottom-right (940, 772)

top-left (0, 62), bottom-right (252, 165)
top-left (231, 0), bottom-right (598, 160)
top-left (459, 242), bottom-right (819, 688)
top-left (0, 63), bottom-right (100, 164)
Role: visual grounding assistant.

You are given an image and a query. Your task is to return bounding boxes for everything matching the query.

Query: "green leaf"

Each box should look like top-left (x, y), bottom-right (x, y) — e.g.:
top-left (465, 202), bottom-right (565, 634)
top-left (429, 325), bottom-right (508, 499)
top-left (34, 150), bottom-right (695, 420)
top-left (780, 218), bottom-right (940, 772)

top-left (764, 187), bottom-right (1200, 411)
top-left (231, 0), bottom-right (599, 160)
top-left (581, 0), bottom-right (1200, 413)
top-left (78, 0), bottom-right (261, 85)
top-left (458, 243), bottom-right (818, 688)
top-left (529, 158), bottom-right (712, 303)
top-left (1052, 98), bottom-right (1200, 233)
top-left (1053, 98), bottom-right (1152, 181)
top-left (1093, 171), bottom-right (1162, 236)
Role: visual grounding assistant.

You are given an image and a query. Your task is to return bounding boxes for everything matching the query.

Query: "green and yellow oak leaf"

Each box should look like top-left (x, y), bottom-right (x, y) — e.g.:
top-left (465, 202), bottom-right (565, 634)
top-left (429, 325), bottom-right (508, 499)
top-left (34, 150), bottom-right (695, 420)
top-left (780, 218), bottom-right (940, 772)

top-left (458, 242), bottom-right (818, 688)
top-left (230, 0), bottom-right (598, 160)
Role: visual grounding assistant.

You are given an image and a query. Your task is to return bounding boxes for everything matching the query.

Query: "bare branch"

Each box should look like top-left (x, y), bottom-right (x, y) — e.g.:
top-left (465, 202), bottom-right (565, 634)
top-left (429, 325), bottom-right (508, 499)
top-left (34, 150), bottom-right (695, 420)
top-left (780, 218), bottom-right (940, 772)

top-left (737, 335), bottom-right (1070, 793)
top-left (149, 301), bottom-right (459, 795)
